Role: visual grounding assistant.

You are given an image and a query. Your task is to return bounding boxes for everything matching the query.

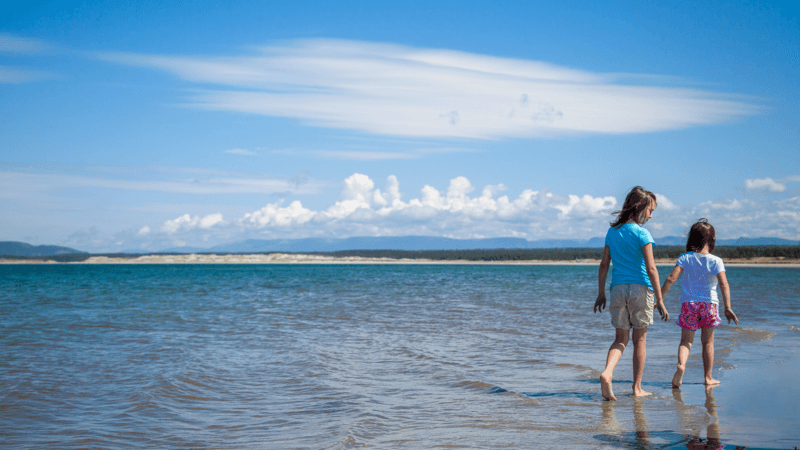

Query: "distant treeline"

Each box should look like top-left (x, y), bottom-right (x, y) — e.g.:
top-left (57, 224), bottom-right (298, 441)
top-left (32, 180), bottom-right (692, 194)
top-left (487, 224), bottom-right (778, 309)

top-left (3, 245), bottom-right (800, 263)
top-left (321, 246), bottom-right (800, 261)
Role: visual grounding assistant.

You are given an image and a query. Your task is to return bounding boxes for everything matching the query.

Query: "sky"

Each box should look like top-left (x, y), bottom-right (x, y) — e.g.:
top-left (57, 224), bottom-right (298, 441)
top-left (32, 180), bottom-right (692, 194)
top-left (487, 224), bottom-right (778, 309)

top-left (1, 0), bottom-right (798, 252)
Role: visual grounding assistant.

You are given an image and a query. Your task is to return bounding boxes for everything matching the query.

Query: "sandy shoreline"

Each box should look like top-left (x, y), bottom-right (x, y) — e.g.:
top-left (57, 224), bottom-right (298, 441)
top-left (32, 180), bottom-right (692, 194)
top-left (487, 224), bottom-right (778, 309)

top-left (2, 253), bottom-right (799, 267)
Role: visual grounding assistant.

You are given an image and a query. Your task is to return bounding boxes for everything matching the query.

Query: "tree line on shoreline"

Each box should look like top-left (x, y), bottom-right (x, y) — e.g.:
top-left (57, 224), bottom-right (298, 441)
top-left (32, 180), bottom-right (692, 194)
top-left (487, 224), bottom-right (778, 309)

top-left (3, 245), bottom-right (800, 263)
top-left (320, 246), bottom-right (800, 261)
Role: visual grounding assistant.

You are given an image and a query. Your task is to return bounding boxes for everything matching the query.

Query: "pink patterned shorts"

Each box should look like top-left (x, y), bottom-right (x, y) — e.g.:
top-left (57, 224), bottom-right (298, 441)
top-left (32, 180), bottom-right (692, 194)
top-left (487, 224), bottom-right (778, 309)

top-left (677, 302), bottom-right (721, 331)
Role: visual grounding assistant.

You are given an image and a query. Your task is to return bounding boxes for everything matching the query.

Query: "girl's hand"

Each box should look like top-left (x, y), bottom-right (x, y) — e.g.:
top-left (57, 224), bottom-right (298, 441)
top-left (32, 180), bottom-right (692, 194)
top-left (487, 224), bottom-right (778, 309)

top-left (594, 293), bottom-right (607, 313)
top-left (656, 301), bottom-right (669, 321)
top-left (724, 308), bottom-right (739, 325)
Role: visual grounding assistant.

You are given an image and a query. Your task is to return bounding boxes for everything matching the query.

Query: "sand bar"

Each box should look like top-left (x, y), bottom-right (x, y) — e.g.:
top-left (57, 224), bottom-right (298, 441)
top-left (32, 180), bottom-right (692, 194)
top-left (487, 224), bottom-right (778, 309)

top-left (2, 253), bottom-right (799, 267)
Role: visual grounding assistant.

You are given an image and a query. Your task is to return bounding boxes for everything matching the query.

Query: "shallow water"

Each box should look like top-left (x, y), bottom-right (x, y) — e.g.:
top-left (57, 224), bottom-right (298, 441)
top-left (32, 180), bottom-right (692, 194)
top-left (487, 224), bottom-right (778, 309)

top-left (1, 264), bottom-right (798, 449)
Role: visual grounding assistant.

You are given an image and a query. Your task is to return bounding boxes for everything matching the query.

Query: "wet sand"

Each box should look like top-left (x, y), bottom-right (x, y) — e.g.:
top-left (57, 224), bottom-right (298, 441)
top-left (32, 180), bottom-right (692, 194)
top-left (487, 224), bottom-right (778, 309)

top-left (667, 330), bottom-right (800, 449)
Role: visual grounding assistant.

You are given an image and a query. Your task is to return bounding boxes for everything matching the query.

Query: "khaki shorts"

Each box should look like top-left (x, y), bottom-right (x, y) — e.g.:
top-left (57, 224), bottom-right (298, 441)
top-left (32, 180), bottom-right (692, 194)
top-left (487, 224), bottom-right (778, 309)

top-left (609, 283), bottom-right (654, 329)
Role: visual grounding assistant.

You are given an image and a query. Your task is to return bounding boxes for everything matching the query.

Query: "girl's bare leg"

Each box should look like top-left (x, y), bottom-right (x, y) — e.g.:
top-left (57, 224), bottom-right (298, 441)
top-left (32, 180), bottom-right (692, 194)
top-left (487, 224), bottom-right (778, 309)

top-left (600, 328), bottom-right (629, 401)
top-left (631, 327), bottom-right (652, 397)
top-left (701, 327), bottom-right (720, 386)
top-left (673, 329), bottom-right (695, 388)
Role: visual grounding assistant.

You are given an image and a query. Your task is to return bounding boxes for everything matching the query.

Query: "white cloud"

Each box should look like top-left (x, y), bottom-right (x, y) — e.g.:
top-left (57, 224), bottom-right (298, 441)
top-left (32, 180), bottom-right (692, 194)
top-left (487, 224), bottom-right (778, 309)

top-left (228, 173), bottom-right (620, 240)
top-left (322, 173), bottom-right (377, 220)
top-left (99, 39), bottom-right (759, 140)
top-left (161, 213), bottom-right (225, 234)
top-left (654, 193), bottom-right (678, 210)
top-left (745, 177), bottom-right (786, 192)
top-left (239, 200), bottom-right (315, 228)
top-left (554, 194), bottom-right (617, 219)
top-left (72, 174), bottom-right (800, 251)
top-left (678, 192), bottom-right (800, 240)
top-left (228, 174), bottom-right (800, 242)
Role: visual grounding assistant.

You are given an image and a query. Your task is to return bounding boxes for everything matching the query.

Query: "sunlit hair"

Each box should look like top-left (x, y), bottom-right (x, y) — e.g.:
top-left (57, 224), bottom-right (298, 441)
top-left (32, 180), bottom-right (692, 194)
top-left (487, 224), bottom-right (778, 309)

top-left (610, 186), bottom-right (657, 228)
top-left (686, 218), bottom-right (716, 253)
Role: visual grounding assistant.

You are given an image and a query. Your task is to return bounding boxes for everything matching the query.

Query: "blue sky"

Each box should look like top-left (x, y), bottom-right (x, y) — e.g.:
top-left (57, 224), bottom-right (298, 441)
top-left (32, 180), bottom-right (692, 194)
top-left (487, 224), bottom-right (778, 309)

top-left (2, 0), bottom-right (798, 252)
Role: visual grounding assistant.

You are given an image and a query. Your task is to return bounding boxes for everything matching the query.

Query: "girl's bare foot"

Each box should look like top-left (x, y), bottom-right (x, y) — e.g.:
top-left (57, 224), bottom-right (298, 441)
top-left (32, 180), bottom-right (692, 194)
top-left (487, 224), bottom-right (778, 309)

top-left (705, 377), bottom-right (721, 386)
top-left (632, 387), bottom-right (652, 397)
top-left (600, 373), bottom-right (617, 401)
top-left (672, 366), bottom-right (685, 388)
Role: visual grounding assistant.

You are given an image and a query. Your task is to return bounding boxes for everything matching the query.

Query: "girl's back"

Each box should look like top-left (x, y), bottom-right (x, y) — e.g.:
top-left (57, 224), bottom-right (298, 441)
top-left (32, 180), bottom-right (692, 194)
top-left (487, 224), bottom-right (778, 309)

top-left (605, 222), bottom-right (653, 288)
top-left (675, 251), bottom-right (724, 303)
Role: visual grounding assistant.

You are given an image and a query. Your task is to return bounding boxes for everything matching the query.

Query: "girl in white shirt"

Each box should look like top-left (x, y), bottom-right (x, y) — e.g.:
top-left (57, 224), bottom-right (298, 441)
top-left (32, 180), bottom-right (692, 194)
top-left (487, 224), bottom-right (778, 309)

top-left (661, 219), bottom-right (739, 387)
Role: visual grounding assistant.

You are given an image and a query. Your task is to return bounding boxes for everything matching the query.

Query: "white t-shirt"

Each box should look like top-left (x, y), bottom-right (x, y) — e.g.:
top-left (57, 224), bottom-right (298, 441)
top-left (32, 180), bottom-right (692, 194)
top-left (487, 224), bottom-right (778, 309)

top-left (676, 251), bottom-right (726, 304)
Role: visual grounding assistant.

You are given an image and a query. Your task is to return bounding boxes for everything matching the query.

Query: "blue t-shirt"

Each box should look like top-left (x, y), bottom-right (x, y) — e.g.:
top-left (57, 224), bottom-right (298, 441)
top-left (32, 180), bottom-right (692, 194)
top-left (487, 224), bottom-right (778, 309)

top-left (676, 252), bottom-right (725, 304)
top-left (605, 223), bottom-right (655, 289)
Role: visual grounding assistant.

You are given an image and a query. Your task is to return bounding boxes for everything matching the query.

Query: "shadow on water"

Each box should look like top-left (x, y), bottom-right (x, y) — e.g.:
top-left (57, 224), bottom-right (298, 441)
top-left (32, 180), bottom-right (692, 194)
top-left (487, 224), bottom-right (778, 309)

top-left (483, 384), bottom-right (599, 402)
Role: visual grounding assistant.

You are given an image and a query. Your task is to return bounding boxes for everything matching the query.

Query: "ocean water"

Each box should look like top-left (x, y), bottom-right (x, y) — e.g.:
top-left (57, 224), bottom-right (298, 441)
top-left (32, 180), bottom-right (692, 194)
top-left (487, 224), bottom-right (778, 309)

top-left (1, 264), bottom-right (798, 449)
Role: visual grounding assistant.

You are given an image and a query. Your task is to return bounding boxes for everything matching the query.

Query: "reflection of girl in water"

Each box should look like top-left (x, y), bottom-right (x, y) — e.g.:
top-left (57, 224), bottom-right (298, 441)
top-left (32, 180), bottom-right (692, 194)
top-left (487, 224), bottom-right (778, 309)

top-left (661, 219), bottom-right (739, 388)
top-left (672, 386), bottom-right (725, 450)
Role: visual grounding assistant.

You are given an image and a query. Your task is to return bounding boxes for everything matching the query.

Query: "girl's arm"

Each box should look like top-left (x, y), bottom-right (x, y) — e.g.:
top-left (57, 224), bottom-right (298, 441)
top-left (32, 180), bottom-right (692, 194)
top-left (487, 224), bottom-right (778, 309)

top-left (717, 271), bottom-right (738, 325)
top-left (594, 245), bottom-right (611, 313)
top-left (642, 243), bottom-right (669, 321)
top-left (661, 265), bottom-right (683, 298)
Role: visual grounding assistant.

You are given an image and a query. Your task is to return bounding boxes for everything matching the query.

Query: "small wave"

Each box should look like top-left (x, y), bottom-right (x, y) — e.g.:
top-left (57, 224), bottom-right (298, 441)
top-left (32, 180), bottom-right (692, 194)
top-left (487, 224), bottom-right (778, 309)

top-left (454, 380), bottom-right (510, 395)
top-left (555, 363), bottom-right (601, 377)
top-left (726, 327), bottom-right (776, 344)
top-left (454, 380), bottom-right (496, 390)
top-left (522, 391), bottom-right (597, 401)
top-left (332, 434), bottom-right (364, 450)
top-left (487, 387), bottom-right (508, 394)
top-left (789, 325), bottom-right (800, 332)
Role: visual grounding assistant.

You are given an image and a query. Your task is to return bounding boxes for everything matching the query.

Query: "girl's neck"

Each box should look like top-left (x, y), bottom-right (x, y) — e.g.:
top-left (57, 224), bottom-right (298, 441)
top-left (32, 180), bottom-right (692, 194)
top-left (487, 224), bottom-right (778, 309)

top-left (696, 245), bottom-right (710, 255)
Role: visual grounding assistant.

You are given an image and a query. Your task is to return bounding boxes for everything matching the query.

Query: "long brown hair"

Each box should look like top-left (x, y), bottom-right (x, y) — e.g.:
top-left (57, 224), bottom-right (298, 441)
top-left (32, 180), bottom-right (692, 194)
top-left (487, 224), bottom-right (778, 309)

top-left (686, 219), bottom-right (716, 253)
top-left (610, 186), bottom-right (657, 228)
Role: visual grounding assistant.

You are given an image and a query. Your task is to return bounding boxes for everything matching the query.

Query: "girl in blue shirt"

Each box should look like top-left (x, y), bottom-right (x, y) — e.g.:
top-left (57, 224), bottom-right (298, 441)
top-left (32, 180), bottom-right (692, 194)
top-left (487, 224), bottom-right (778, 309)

top-left (594, 186), bottom-right (669, 401)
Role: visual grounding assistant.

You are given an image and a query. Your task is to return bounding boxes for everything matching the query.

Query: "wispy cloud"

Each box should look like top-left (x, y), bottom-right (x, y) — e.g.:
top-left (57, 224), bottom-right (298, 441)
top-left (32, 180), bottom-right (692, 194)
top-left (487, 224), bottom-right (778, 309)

top-left (310, 150), bottom-right (418, 160)
top-left (98, 39), bottom-right (760, 140)
top-left (274, 145), bottom-right (473, 160)
top-left (0, 165), bottom-right (328, 196)
top-left (0, 65), bottom-right (52, 84)
top-left (0, 35), bottom-right (53, 83)
top-left (0, 34), bottom-right (49, 53)
top-left (224, 148), bottom-right (257, 155)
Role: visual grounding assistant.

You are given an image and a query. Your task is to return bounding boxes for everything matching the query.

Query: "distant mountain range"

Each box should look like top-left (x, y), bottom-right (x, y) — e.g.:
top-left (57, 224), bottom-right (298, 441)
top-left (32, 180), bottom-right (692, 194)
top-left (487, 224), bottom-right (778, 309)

top-left (3, 236), bottom-right (798, 257)
top-left (0, 242), bottom-right (87, 257)
top-left (154, 235), bottom-right (800, 254)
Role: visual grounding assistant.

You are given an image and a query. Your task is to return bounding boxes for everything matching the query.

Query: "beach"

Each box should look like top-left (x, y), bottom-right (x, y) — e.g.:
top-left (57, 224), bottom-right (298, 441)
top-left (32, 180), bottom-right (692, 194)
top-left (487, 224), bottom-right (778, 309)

top-left (2, 252), bottom-right (799, 266)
